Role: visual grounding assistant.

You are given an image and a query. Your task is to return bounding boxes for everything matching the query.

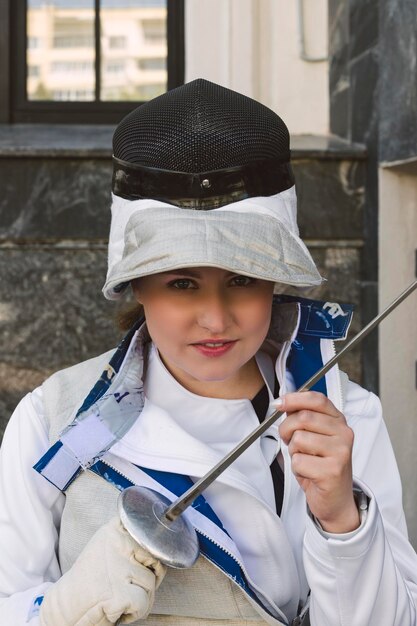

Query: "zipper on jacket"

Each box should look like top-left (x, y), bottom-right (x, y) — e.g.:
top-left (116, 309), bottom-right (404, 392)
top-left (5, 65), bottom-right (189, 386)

top-left (276, 304), bottom-right (301, 395)
top-left (320, 338), bottom-right (344, 412)
top-left (97, 459), bottom-right (289, 625)
top-left (276, 340), bottom-right (292, 394)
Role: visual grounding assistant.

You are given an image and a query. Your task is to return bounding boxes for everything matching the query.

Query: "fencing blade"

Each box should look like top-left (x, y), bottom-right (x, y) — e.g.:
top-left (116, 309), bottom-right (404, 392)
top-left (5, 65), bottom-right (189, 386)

top-left (162, 279), bottom-right (417, 522)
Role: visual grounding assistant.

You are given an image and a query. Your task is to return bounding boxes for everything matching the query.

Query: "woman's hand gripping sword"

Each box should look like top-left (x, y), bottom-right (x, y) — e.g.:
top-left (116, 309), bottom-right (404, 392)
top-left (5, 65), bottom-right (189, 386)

top-left (118, 280), bottom-right (417, 569)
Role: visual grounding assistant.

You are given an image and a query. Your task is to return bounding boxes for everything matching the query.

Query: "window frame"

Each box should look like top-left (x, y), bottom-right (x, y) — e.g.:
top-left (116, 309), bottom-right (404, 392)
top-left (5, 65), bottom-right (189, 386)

top-left (0, 0), bottom-right (184, 124)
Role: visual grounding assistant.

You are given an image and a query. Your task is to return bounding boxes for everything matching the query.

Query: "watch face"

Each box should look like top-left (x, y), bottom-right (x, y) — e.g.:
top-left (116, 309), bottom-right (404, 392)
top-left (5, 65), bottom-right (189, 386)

top-left (353, 488), bottom-right (369, 524)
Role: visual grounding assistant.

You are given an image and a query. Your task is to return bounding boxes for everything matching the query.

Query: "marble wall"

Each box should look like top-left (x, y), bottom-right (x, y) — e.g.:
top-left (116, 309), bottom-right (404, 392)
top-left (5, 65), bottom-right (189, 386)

top-left (379, 0), bottom-right (417, 164)
top-left (0, 160), bottom-right (112, 239)
top-left (329, 0), bottom-right (379, 394)
top-left (0, 130), bottom-right (366, 438)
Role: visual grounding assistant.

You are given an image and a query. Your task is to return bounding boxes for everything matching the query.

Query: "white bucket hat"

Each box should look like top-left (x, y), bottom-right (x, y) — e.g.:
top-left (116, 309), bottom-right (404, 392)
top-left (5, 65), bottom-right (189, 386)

top-left (102, 79), bottom-right (323, 300)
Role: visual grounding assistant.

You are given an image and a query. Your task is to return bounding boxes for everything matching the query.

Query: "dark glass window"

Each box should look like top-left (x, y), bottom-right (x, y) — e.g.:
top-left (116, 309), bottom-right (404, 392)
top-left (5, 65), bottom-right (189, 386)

top-left (6, 0), bottom-right (184, 123)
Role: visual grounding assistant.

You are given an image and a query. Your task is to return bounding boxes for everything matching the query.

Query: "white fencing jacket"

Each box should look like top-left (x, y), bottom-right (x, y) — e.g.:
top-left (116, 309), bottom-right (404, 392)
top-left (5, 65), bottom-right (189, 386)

top-left (1, 297), bottom-right (417, 625)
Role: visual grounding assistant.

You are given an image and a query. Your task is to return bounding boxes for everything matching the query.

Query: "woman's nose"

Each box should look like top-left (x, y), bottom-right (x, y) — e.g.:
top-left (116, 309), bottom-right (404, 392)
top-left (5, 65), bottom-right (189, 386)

top-left (197, 293), bottom-right (232, 334)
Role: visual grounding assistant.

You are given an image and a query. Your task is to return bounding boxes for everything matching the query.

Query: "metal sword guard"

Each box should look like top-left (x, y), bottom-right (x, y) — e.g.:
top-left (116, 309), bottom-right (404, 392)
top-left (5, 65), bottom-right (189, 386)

top-left (118, 486), bottom-right (200, 569)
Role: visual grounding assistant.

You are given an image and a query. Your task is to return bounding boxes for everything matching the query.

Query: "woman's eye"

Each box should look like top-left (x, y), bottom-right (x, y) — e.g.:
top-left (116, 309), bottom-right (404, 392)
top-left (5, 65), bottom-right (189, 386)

top-left (230, 275), bottom-right (254, 287)
top-left (169, 279), bottom-right (196, 290)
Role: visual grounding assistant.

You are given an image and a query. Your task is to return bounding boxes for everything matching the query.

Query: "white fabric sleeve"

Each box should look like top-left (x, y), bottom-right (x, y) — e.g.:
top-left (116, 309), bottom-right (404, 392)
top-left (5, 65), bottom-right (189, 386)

top-left (303, 379), bottom-right (417, 626)
top-left (0, 388), bottom-right (65, 625)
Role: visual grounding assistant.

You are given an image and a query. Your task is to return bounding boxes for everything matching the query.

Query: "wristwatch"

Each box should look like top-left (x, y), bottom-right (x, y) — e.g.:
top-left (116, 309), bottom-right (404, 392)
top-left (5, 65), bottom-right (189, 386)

top-left (311, 488), bottom-right (370, 533)
top-left (353, 487), bottom-right (369, 524)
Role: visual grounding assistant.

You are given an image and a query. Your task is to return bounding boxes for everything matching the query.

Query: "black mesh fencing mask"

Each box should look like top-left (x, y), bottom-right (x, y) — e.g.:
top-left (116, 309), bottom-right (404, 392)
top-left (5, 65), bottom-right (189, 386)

top-left (112, 78), bottom-right (295, 210)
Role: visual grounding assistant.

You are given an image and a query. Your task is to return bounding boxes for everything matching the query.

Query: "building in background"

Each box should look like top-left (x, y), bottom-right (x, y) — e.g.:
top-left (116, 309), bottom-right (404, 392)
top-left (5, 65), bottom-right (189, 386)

top-left (27, 0), bottom-right (167, 102)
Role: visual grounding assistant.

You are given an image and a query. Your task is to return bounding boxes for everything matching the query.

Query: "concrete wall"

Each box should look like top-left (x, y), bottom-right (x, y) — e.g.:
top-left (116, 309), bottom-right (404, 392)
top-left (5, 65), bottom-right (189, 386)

top-left (185, 0), bottom-right (329, 135)
top-left (379, 163), bottom-right (417, 546)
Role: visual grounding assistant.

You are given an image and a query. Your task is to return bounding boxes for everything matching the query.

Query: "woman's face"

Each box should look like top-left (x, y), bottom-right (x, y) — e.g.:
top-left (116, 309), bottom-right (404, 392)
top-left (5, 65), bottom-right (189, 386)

top-left (132, 267), bottom-right (274, 398)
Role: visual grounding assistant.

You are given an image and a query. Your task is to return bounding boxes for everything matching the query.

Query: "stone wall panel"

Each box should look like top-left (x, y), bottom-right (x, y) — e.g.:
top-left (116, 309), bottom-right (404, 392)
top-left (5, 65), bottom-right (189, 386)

top-left (0, 159), bottom-right (112, 239)
top-left (293, 159), bottom-right (364, 239)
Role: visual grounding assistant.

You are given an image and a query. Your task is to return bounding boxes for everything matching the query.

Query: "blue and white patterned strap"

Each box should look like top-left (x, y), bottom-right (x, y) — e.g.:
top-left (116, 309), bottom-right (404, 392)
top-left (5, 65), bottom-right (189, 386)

top-left (34, 320), bottom-right (145, 490)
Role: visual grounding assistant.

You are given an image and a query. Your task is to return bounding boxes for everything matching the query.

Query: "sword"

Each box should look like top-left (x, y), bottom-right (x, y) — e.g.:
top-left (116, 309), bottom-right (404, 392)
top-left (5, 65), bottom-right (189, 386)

top-left (118, 279), bottom-right (417, 569)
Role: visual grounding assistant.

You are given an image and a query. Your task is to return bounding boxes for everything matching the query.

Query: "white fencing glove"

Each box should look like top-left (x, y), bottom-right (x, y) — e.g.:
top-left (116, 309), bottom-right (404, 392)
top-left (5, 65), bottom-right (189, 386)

top-left (40, 516), bottom-right (166, 626)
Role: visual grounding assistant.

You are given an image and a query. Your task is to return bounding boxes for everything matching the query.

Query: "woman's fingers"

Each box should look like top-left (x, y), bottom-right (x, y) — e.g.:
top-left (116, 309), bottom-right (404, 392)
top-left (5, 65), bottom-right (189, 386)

top-left (290, 450), bottom-right (352, 482)
top-left (276, 391), bottom-right (359, 532)
top-left (287, 428), bottom-right (345, 458)
top-left (279, 390), bottom-right (341, 417)
top-left (279, 392), bottom-right (354, 468)
top-left (280, 411), bottom-right (341, 443)
top-left (279, 391), bottom-right (347, 443)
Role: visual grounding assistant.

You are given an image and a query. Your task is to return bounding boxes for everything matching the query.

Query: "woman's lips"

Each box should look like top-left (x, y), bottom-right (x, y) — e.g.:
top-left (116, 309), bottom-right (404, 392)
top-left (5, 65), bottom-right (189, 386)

top-left (191, 340), bottom-right (237, 357)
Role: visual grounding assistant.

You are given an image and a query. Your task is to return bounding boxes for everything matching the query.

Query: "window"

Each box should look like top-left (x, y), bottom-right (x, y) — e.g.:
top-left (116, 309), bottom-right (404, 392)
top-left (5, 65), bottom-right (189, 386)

top-left (1, 0), bottom-right (184, 123)
top-left (105, 60), bottom-right (126, 73)
top-left (53, 35), bottom-right (95, 49)
top-left (136, 83), bottom-right (166, 99)
top-left (137, 57), bottom-right (165, 70)
top-left (27, 36), bottom-right (40, 49)
top-left (51, 61), bottom-right (95, 73)
top-left (142, 19), bottom-right (165, 43)
top-left (53, 89), bottom-right (95, 101)
top-left (27, 64), bottom-right (40, 77)
top-left (108, 36), bottom-right (126, 49)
